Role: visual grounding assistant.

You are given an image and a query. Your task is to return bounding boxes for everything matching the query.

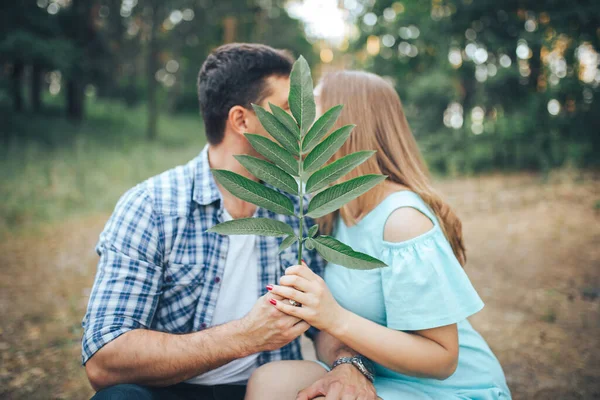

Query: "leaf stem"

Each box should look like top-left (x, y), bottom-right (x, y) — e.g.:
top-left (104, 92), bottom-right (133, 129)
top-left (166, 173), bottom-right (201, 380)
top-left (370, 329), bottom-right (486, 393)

top-left (298, 149), bottom-right (304, 264)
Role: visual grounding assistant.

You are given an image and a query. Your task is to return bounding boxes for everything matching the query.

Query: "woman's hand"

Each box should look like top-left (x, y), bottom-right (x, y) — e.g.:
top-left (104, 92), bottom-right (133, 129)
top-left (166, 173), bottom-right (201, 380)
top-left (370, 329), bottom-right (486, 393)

top-left (266, 261), bottom-right (346, 333)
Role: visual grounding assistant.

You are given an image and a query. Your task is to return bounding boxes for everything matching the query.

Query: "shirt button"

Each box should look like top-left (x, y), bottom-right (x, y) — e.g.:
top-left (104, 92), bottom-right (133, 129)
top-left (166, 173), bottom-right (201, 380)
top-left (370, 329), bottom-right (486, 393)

top-left (220, 253), bottom-right (226, 260)
top-left (214, 276), bottom-right (221, 283)
top-left (165, 276), bottom-right (173, 283)
top-left (200, 322), bottom-right (207, 329)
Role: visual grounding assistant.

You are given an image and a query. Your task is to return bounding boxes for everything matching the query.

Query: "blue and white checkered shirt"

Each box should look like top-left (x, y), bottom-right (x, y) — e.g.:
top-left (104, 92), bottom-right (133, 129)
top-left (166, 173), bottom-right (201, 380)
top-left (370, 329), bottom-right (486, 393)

top-left (82, 144), bottom-right (325, 366)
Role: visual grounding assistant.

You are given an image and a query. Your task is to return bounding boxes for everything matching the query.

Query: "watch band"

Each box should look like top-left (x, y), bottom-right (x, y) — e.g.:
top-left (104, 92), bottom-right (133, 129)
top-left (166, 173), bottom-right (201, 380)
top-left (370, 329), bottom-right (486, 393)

top-left (331, 356), bottom-right (375, 382)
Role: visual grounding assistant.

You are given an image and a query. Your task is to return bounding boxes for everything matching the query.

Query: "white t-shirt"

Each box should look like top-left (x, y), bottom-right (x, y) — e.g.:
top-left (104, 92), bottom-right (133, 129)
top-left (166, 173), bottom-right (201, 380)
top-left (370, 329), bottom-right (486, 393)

top-left (187, 207), bottom-right (259, 385)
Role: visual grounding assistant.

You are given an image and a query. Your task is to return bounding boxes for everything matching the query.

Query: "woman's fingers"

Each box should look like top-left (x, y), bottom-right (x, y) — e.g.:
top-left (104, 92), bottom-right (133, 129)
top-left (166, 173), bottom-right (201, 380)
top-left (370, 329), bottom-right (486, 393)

top-left (279, 274), bottom-right (314, 292)
top-left (268, 284), bottom-right (311, 305)
top-left (271, 298), bottom-right (307, 319)
top-left (285, 262), bottom-right (319, 281)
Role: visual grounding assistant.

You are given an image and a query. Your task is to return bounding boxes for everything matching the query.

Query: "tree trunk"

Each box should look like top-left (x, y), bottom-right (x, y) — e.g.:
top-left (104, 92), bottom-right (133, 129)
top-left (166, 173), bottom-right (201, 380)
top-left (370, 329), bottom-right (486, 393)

top-left (146, 3), bottom-right (160, 140)
top-left (223, 16), bottom-right (237, 43)
top-left (31, 63), bottom-right (43, 112)
top-left (65, 0), bottom-right (89, 121)
top-left (11, 61), bottom-right (24, 112)
top-left (67, 78), bottom-right (85, 121)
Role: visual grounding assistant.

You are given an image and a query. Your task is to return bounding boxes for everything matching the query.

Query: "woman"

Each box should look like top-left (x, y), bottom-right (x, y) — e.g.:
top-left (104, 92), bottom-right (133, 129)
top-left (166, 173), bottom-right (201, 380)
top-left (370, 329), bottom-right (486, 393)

top-left (245, 71), bottom-right (510, 399)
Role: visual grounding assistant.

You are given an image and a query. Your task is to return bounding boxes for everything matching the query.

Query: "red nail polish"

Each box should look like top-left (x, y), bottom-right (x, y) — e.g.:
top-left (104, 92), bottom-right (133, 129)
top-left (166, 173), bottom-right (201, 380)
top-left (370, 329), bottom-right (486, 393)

top-left (269, 299), bottom-right (277, 305)
top-left (266, 285), bottom-right (273, 291)
top-left (301, 259), bottom-right (306, 264)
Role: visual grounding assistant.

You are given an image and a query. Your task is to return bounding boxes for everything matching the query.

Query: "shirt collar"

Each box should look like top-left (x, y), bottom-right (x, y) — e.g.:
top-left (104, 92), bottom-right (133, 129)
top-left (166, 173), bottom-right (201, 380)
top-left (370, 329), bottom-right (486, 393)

top-left (193, 144), bottom-right (222, 206)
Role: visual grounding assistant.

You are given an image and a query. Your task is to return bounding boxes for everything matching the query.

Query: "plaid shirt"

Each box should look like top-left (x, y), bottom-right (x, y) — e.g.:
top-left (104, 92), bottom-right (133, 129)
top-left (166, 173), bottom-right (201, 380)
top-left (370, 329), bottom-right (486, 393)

top-left (82, 144), bottom-right (325, 366)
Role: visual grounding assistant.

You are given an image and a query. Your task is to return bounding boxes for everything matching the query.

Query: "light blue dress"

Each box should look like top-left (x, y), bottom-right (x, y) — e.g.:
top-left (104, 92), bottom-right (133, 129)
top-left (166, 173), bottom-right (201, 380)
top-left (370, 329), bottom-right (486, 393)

top-left (324, 191), bottom-right (511, 399)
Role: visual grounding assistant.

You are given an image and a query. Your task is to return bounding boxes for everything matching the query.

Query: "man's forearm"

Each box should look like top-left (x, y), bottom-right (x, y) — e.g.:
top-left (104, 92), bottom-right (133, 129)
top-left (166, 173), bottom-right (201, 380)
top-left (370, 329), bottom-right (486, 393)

top-left (86, 319), bottom-right (253, 390)
top-left (314, 330), bottom-right (360, 366)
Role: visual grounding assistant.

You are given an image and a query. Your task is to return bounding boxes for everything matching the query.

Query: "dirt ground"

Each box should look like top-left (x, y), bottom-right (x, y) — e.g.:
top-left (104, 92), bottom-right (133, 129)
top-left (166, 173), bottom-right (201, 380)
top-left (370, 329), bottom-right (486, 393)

top-left (1, 173), bottom-right (599, 399)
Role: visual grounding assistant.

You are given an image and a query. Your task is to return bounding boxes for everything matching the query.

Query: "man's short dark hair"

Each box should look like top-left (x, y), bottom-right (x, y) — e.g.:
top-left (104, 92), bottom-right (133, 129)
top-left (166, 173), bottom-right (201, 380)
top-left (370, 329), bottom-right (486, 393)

top-left (197, 43), bottom-right (294, 145)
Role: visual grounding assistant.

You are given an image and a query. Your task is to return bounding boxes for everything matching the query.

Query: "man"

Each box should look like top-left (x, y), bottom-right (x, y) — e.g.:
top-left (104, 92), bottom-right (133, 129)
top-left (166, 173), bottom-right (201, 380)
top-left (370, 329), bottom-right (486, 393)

top-left (83, 43), bottom-right (376, 400)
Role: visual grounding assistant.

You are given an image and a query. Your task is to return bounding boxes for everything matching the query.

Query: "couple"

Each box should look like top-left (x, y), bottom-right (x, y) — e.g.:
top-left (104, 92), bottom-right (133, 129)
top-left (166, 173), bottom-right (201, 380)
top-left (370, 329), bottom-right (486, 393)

top-left (82, 43), bottom-right (510, 399)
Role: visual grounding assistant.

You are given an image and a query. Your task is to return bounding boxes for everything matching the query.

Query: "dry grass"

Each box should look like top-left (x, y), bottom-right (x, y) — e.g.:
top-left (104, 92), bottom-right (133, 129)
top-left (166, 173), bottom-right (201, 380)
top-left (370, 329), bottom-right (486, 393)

top-left (0, 172), bottom-right (598, 399)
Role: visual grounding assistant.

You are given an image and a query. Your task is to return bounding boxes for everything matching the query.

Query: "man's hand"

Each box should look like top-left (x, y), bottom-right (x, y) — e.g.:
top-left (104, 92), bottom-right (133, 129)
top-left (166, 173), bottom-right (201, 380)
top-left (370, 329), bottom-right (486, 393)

top-left (238, 292), bottom-right (310, 354)
top-left (296, 364), bottom-right (378, 400)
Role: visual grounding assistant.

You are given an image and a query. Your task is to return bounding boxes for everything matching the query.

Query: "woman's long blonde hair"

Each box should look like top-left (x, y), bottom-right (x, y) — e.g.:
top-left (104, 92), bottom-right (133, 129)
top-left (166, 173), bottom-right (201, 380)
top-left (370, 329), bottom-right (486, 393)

top-left (316, 70), bottom-right (467, 266)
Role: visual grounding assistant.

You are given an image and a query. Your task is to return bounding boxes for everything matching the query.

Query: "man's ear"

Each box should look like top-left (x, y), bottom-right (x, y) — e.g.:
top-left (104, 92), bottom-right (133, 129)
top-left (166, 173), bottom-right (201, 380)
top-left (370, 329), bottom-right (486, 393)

top-left (227, 105), bottom-right (250, 135)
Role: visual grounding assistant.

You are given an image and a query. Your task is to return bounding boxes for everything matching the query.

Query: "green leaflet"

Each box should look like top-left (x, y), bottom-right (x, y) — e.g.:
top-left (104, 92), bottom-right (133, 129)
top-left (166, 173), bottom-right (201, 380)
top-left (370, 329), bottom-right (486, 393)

top-left (305, 150), bottom-right (376, 193)
top-left (208, 218), bottom-right (294, 236)
top-left (308, 224), bottom-right (319, 238)
top-left (289, 55), bottom-right (316, 135)
top-left (278, 234), bottom-right (299, 253)
top-left (244, 133), bottom-right (298, 176)
top-left (269, 103), bottom-right (300, 140)
top-left (306, 174), bottom-right (387, 218)
top-left (252, 104), bottom-right (299, 155)
top-left (303, 125), bottom-right (355, 176)
top-left (308, 235), bottom-right (387, 270)
top-left (305, 239), bottom-right (315, 250)
top-left (302, 105), bottom-right (343, 153)
top-left (211, 169), bottom-right (295, 216)
top-left (234, 155), bottom-right (298, 195)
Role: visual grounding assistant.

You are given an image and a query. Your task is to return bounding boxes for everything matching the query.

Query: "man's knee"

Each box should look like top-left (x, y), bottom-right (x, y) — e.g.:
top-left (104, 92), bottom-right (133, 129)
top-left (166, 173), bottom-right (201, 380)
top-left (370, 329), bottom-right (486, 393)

top-left (91, 383), bottom-right (155, 400)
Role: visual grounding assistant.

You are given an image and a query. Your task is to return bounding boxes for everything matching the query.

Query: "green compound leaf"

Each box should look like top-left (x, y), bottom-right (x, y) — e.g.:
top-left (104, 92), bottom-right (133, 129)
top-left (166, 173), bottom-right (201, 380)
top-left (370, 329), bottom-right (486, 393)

top-left (302, 105), bottom-right (343, 154)
top-left (211, 169), bottom-right (295, 216)
top-left (208, 218), bottom-right (294, 236)
top-left (234, 155), bottom-right (298, 195)
top-left (252, 104), bottom-right (299, 155)
top-left (269, 103), bottom-right (300, 140)
top-left (303, 125), bottom-right (355, 176)
top-left (245, 133), bottom-right (298, 176)
top-left (306, 174), bottom-right (387, 218)
top-left (308, 235), bottom-right (388, 270)
top-left (289, 55), bottom-right (316, 135)
top-left (305, 150), bottom-right (376, 193)
top-left (278, 234), bottom-right (299, 253)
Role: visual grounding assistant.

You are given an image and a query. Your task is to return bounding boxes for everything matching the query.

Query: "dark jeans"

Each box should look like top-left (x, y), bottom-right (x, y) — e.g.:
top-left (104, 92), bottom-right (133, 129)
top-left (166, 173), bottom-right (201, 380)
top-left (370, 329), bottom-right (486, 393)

top-left (91, 383), bottom-right (246, 400)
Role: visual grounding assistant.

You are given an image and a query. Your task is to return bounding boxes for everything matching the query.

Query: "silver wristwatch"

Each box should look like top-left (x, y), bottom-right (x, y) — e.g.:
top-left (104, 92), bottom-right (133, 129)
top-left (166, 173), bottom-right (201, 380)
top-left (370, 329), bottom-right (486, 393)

top-left (331, 355), bottom-right (375, 382)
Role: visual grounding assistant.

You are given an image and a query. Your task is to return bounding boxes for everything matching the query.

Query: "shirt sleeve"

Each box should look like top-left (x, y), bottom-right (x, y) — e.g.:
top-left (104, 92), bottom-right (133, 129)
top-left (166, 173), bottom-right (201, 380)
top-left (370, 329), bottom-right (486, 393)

top-left (379, 229), bottom-right (484, 331)
top-left (81, 186), bottom-right (164, 364)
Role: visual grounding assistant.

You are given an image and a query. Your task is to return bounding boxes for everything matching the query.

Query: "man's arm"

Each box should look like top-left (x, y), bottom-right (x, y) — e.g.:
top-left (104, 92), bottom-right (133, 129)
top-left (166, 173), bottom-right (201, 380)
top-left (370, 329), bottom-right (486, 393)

top-left (315, 329), bottom-right (358, 366)
top-left (86, 292), bottom-right (308, 390)
top-left (86, 320), bottom-right (248, 389)
top-left (83, 187), bottom-right (309, 390)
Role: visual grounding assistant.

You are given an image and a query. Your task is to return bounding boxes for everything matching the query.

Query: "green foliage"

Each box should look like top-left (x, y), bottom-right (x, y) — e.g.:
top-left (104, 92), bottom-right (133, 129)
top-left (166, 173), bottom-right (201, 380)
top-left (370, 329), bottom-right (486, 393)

top-left (211, 170), bottom-right (295, 216)
top-left (305, 150), bottom-right (375, 193)
top-left (306, 175), bottom-right (388, 219)
top-left (209, 57), bottom-right (388, 270)
top-left (352, 0), bottom-right (600, 174)
top-left (244, 134), bottom-right (299, 176)
top-left (252, 104), bottom-right (300, 155)
top-left (302, 105), bottom-right (344, 153)
top-left (303, 124), bottom-right (356, 176)
top-left (308, 236), bottom-right (388, 270)
top-left (289, 56), bottom-right (316, 135)
top-left (234, 155), bottom-right (298, 195)
top-left (269, 102), bottom-right (300, 139)
top-left (207, 218), bottom-right (294, 236)
top-left (278, 235), bottom-right (299, 253)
